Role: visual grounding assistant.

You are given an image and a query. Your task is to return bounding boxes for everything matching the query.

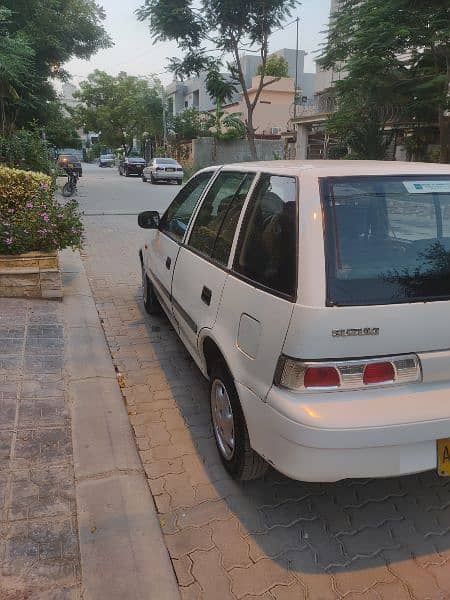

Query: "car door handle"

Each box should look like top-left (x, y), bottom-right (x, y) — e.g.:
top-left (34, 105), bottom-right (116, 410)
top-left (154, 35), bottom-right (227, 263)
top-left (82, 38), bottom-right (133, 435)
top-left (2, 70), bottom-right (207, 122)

top-left (201, 286), bottom-right (212, 306)
top-left (166, 256), bottom-right (171, 270)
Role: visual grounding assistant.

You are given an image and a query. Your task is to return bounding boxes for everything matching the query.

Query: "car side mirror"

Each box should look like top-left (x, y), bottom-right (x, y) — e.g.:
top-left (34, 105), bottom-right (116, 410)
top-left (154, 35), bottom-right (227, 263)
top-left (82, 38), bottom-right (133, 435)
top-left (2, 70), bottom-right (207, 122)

top-left (138, 211), bottom-right (160, 229)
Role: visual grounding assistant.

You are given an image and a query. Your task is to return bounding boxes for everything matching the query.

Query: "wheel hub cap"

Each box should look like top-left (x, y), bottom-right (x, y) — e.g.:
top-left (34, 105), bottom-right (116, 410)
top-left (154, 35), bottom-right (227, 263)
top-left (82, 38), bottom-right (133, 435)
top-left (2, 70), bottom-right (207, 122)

top-left (211, 379), bottom-right (235, 460)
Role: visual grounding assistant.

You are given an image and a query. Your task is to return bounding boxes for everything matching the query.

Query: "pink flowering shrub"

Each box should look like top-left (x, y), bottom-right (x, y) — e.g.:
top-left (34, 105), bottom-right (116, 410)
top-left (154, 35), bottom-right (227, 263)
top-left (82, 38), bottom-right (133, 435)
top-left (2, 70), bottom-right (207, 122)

top-left (0, 166), bottom-right (83, 255)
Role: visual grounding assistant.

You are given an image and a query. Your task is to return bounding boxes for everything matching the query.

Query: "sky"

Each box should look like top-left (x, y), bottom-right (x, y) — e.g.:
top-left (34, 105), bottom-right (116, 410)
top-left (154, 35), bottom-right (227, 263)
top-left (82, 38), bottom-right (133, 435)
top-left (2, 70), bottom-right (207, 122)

top-left (64, 0), bottom-right (331, 86)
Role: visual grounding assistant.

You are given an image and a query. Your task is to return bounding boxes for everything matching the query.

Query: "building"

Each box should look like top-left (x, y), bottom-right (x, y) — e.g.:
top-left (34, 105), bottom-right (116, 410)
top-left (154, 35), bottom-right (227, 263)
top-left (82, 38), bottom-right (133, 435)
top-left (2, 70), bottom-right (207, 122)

top-left (223, 76), bottom-right (296, 137)
top-left (292, 0), bottom-right (343, 159)
top-left (166, 47), bottom-right (315, 125)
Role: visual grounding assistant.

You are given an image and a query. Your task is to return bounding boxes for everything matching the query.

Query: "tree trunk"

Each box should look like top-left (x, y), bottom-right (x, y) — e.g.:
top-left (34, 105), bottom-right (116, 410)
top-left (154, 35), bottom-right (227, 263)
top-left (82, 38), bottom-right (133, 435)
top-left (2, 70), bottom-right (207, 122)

top-left (246, 111), bottom-right (257, 160)
top-left (439, 55), bottom-right (450, 164)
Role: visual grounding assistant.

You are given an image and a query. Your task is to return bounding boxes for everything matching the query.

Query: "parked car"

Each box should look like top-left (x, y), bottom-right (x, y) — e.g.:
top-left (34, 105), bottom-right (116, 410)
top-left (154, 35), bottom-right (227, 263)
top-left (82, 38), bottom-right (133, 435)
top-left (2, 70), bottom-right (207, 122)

top-left (118, 156), bottom-right (146, 177)
top-left (98, 154), bottom-right (115, 167)
top-left (142, 157), bottom-right (183, 184)
top-left (138, 160), bottom-right (450, 483)
top-left (56, 153), bottom-right (82, 177)
top-left (58, 148), bottom-right (83, 162)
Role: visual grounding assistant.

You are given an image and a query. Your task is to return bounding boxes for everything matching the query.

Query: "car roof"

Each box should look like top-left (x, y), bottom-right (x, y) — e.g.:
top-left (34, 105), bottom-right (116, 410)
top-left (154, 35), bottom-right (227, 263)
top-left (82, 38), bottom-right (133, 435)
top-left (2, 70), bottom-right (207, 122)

top-left (211, 160), bottom-right (450, 177)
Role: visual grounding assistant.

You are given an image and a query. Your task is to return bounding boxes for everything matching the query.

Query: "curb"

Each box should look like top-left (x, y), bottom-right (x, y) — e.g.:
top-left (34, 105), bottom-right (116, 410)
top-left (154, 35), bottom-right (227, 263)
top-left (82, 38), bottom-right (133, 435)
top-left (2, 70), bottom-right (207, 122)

top-left (60, 249), bottom-right (180, 600)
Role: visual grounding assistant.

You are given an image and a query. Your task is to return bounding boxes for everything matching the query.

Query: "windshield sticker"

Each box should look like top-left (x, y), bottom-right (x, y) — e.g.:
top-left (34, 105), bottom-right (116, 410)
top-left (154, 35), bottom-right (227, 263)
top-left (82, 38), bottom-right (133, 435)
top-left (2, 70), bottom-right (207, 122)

top-left (403, 181), bottom-right (450, 194)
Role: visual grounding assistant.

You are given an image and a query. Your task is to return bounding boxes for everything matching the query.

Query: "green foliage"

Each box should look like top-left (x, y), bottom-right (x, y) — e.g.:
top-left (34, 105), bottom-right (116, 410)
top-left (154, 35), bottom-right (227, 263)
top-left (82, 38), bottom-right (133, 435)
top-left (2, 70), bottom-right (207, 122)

top-left (74, 71), bottom-right (164, 152)
top-left (205, 69), bottom-right (237, 105)
top-left (257, 55), bottom-right (289, 77)
top-left (137, 0), bottom-right (299, 158)
top-left (319, 0), bottom-right (450, 162)
top-left (0, 0), bottom-right (111, 131)
top-left (0, 165), bottom-right (83, 254)
top-left (0, 8), bottom-right (34, 134)
top-left (44, 103), bottom-right (82, 150)
top-left (172, 107), bottom-right (211, 140)
top-left (0, 129), bottom-right (55, 174)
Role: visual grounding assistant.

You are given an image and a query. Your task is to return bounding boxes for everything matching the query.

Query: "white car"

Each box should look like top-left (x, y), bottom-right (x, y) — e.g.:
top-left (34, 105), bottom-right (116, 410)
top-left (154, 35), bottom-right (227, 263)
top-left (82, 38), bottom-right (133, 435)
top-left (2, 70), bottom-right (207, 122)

top-left (142, 157), bottom-right (183, 184)
top-left (138, 160), bottom-right (450, 482)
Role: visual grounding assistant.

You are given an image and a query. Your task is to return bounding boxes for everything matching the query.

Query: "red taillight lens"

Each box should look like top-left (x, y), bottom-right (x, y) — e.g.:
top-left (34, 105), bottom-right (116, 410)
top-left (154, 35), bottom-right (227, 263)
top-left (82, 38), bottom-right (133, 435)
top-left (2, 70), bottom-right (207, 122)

top-left (363, 362), bottom-right (395, 385)
top-left (304, 366), bottom-right (340, 388)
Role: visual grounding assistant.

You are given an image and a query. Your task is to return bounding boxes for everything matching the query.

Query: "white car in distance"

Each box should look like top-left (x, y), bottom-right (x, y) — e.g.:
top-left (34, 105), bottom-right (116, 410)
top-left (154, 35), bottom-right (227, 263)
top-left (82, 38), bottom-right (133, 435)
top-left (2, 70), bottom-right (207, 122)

top-left (142, 157), bottom-right (183, 185)
top-left (138, 160), bottom-right (450, 483)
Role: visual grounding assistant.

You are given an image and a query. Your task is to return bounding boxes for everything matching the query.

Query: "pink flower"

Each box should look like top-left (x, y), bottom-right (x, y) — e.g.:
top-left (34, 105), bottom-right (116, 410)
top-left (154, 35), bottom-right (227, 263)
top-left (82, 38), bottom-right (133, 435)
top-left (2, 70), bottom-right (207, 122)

top-left (8, 208), bottom-right (14, 214)
top-left (40, 183), bottom-right (49, 190)
top-left (5, 238), bottom-right (13, 245)
top-left (40, 212), bottom-right (49, 222)
top-left (26, 202), bottom-right (33, 209)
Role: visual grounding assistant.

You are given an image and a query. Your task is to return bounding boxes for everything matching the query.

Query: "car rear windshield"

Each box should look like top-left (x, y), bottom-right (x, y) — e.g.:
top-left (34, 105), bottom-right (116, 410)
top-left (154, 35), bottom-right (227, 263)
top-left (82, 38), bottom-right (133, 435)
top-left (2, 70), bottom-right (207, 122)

top-left (156, 158), bottom-right (177, 164)
top-left (321, 176), bottom-right (450, 306)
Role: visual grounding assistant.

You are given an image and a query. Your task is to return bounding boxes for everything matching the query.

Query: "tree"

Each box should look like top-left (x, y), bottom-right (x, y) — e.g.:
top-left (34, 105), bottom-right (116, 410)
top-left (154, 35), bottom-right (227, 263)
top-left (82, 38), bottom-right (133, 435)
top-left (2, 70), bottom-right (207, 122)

top-left (172, 107), bottom-right (208, 140)
top-left (319, 0), bottom-right (450, 162)
top-left (73, 71), bottom-right (164, 153)
top-left (0, 8), bottom-right (33, 134)
top-left (1, 0), bottom-right (111, 130)
top-left (136, 0), bottom-right (299, 159)
top-left (44, 102), bottom-right (82, 150)
top-left (257, 55), bottom-right (289, 77)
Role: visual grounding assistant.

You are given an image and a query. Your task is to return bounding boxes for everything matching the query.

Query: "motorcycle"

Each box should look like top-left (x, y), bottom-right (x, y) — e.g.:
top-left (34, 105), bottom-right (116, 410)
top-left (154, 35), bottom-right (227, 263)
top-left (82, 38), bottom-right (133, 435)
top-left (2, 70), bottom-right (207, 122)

top-left (62, 168), bottom-right (78, 197)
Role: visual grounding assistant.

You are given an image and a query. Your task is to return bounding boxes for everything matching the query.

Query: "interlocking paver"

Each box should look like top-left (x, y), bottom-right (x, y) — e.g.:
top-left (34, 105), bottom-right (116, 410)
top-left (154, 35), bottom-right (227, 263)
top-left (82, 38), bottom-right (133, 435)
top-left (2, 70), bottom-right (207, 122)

top-left (190, 547), bottom-right (234, 599)
top-left (80, 168), bottom-right (450, 600)
top-left (230, 558), bottom-right (295, 598)
top-left (165, 526), bottom-right (214, 558)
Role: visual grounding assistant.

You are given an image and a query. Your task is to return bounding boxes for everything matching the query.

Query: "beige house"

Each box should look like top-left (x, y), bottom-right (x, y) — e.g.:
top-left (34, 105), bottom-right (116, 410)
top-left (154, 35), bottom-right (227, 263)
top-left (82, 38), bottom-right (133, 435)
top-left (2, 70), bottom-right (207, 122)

top-left (223, 76), bottom-right (295, 137)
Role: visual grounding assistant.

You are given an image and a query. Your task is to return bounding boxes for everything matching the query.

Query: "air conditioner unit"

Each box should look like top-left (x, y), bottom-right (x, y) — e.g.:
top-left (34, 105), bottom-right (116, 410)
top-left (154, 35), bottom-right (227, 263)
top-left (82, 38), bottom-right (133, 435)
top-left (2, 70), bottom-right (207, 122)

top-left (271, 127), bottom-right (281, 135)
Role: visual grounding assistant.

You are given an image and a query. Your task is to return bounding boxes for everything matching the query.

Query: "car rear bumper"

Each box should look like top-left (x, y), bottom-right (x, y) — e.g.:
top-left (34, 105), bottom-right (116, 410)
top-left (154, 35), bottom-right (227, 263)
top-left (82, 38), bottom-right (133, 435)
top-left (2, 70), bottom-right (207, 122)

top-left (153, 171), bottom-right (183, 180)
top-left (236, 381), bottom-right (450, 482)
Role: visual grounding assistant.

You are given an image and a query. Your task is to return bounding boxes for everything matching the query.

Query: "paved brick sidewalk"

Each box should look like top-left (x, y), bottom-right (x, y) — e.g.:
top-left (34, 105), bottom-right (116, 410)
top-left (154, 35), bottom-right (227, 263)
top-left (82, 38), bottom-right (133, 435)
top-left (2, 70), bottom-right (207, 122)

top-left (81, 210), bottom-right (450, 600)
top-left (0, 298), bottom-right (81, 600)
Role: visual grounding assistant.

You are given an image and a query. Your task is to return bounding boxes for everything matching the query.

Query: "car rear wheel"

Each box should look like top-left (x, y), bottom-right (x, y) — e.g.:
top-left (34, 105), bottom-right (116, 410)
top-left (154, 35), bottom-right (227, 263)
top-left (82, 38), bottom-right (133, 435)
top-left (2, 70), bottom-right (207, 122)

top-left (142, 174), bottom-right (147, 183)
top-left (150, 173), bottom-right (156, 184)
top-left (209, 361), bottom-right (268, 481)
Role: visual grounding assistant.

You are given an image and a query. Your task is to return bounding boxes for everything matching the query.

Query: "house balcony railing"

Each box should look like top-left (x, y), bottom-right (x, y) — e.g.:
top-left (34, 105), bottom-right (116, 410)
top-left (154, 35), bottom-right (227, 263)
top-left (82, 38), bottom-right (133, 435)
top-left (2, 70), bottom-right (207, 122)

top-left (295, 95), bottom-right (336, 119)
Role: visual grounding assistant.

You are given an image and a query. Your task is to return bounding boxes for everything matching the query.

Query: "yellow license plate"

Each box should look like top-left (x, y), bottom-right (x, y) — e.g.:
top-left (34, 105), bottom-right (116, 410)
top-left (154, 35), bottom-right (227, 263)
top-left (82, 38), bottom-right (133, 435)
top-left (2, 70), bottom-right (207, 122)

top-left (437, 438), bottom-right (450, 476)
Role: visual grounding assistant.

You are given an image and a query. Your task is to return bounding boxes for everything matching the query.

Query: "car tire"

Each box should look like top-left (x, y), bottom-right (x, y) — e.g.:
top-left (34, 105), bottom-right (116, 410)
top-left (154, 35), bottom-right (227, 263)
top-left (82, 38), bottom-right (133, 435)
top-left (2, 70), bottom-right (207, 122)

top-left (142, 266), bottom-right (161, 315)
top-left (209, 361), bottom-right (268, 481)
top-left (142, 174), bottom-right (147, 183)
top-left (125, 169), bottom-right (130, 177)
top-left (150, 173), bottom-right (156, 184)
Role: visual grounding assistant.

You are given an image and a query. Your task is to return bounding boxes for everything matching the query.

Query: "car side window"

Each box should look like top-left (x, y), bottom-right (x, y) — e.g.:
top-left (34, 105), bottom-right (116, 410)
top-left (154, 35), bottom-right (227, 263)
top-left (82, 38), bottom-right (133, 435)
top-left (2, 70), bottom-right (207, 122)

top-left (160, 171), bottom-right (214, 241)
top-left (188, 171), bottom-right (254, 265)
top-left (234, 174), bottom-right (297, 298)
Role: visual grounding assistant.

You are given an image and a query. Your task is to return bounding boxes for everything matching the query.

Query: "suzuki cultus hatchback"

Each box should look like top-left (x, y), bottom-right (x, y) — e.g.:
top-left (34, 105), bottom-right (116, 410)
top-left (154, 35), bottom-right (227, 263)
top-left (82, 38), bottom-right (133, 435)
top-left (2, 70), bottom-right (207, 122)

top-left (138, 161), bottom-right (450, 482)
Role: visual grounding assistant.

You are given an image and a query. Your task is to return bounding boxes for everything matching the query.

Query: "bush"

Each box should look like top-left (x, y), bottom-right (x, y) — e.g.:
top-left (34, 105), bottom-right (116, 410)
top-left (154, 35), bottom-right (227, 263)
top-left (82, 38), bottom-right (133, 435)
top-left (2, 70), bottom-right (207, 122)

top-left (0, 165), bottom-right (83, 255)
top-left (0, 130), bottom-right (56, 175)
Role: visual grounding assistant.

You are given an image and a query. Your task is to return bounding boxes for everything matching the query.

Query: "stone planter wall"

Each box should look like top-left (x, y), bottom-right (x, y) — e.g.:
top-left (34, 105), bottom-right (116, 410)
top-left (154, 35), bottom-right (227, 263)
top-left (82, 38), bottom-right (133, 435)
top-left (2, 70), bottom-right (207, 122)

top-left (0, 252), bottom-right (63, 299)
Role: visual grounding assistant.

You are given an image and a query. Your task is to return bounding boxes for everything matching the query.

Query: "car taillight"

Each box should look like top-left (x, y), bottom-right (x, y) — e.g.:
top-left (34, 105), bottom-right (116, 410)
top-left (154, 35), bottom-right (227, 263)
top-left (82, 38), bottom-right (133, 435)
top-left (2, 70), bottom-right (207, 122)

top-left (276, 354), bottom-right (421, 392)
top-left (177, 167), bottom-right (183, 171)
top-left (363, 362), bottom-right (395, 385)
top-left (304, 366), bottom-right (340, 388)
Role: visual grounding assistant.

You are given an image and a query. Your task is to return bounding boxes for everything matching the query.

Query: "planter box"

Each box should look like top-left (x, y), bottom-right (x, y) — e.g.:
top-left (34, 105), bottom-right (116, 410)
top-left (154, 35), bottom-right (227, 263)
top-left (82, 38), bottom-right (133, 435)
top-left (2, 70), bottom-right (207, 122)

top-left (0, 251), bottom-right (63, 300)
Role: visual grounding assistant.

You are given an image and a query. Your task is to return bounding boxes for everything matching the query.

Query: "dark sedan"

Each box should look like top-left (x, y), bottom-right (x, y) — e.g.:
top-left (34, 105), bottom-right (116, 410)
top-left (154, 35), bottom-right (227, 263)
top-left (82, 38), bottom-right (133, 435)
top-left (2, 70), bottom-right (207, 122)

top-left (119, 156), bottom-right (146, 177)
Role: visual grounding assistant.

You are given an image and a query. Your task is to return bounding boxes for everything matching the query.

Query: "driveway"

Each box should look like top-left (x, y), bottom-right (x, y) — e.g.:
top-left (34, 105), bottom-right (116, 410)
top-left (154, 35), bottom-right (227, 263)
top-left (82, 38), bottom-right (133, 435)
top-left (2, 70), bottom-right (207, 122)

top-left (78, 163), bottom-right (450, 600)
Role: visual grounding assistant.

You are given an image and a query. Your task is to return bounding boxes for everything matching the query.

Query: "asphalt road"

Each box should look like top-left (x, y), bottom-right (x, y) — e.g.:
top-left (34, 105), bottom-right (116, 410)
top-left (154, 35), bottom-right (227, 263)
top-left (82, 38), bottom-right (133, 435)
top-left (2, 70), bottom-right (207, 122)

top-left (77, 162), bottom-right (450, 600)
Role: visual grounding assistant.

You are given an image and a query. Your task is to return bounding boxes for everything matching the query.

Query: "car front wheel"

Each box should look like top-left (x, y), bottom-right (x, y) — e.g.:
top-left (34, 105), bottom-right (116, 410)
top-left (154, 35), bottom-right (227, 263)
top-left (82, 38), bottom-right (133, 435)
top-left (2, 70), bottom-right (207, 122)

top-left (209, 361), bottom-right (268, 481)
